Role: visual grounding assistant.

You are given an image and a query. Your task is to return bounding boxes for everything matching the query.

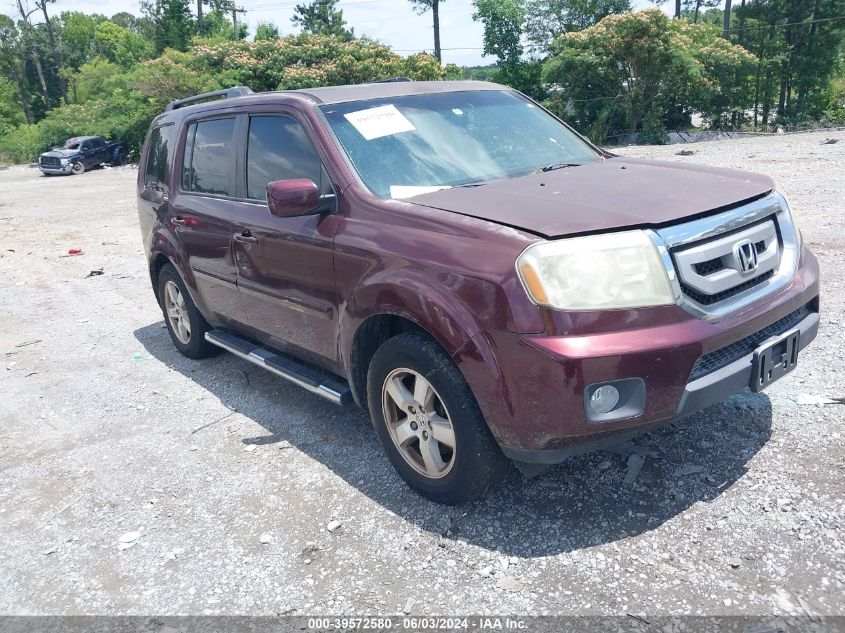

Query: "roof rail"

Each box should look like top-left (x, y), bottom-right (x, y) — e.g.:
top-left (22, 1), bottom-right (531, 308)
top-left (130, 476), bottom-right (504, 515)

top-left (165, 86), bottom-right (254, 112)
top-left (373, 77), bottom-right (414, 83)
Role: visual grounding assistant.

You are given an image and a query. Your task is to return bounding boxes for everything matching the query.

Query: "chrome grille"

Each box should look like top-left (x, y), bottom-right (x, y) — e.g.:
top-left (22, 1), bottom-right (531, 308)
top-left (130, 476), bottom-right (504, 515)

top-left (672, 218), bottom-right (781, 303)
top-left (651, 193), bottom-right (801, 320)
top-left (40, 156), bottom-right (60, 167)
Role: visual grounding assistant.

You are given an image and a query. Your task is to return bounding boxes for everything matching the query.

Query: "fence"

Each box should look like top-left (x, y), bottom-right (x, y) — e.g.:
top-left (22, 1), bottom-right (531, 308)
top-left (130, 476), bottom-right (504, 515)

top-left (604, 125), bottom-right (845, 146)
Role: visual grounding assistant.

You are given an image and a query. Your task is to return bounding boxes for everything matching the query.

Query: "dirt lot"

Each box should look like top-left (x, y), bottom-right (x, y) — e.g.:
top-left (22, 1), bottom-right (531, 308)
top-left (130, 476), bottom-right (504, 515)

top-left (0, 132), bottom-right (843, 618)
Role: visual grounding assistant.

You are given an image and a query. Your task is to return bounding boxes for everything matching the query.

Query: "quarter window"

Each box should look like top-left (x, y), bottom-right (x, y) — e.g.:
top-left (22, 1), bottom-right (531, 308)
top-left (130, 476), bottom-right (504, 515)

top-left (144, 125), bottom-right (174, 192)
top-left (182, 118), bottom-right (236, 197)
top-left (246, 116), bottom-right (325, 201)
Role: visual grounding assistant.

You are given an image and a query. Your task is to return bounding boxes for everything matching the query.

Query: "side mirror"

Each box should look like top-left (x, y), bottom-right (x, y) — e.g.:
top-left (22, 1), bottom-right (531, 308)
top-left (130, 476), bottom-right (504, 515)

top-left (266, 179), bottom-right (329, 218)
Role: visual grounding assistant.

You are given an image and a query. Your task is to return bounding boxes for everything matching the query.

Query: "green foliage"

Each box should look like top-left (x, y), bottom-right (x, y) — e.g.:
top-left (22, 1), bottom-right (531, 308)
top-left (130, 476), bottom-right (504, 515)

top-left (473, 0), bottom-right (525, 68)
top-left (254, 21), bottom-right (280, 41)
top-left (94, 21), bottom-right (153, 68)
top-left (543, 9), bottom-right (756, 142)
top-left (0, 76), bottom-right (24, 132)
top-left (57, 11), bottom-right (101, 69)
top-left (524, 0), bottom-right (632, 54)
top-left (186, 34), bottom-right (443, 91)
top-left (146, 0), bottom-right (195, 53)
top-left (292, 0), bottom-right (355, 41)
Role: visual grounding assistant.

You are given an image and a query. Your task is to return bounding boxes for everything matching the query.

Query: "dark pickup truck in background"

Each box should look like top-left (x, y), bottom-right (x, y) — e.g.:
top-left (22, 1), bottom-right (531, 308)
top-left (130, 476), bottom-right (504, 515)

top-left (39, 135), bottom-right (129, 176)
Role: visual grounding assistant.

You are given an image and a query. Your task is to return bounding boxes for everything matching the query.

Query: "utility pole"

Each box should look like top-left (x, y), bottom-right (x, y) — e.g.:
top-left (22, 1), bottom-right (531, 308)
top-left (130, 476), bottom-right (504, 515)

top-left (229, 1), bottom-right (246, 39)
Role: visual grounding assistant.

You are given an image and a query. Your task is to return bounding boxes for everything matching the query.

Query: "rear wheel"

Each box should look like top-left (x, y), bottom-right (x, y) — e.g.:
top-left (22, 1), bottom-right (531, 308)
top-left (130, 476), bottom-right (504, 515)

top-left (367, 332), bottom-right (510, 504)
top-left (157, 264), bottom-right (216, 359)
top-left (71, 161), bottom-right (84, 175)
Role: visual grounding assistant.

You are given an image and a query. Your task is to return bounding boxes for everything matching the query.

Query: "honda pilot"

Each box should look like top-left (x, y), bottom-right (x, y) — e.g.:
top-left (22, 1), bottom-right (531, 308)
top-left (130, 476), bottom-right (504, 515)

top-left (137, 81), bottom-right (820, 504)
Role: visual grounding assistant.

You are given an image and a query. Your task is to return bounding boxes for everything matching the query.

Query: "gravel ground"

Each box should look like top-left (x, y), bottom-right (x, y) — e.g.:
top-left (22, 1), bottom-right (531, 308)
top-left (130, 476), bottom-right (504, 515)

top-left (0, 132), bottom-right (843, 618)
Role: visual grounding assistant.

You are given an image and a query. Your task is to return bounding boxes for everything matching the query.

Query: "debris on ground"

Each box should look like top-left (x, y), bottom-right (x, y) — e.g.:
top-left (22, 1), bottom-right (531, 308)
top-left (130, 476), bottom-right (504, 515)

top-left (66, 248), bottom-right (83, 256)
top-left (675, 465), bottom-right (705, 477)
top-left (676, 149), bottom-right (695, 155)
top-left (259, 533), bottom-right (273, 545)
top-left (85, 268), bottom-right (104, 278)
top-left (795, 393), bottom-right (844, 405)
top-left (326, 520), bottom-right (342, 533)
top-left (623, 453), bottom-right (645, 485)
top-left (820, 138), bottom-right (838, 144)
top-left (117, 531), bottom-right (141, 550)
top-left (496, 576), bottom-right (523, 592)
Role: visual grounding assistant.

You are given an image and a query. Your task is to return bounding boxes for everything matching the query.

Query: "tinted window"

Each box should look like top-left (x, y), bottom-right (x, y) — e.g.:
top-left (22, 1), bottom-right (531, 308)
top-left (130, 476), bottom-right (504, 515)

top-left (246, 116), bottom-right (324, 201)
top-left (183, 118), bottom-right (236, 196)
top-left (144, 125), bottom-right (174, 191)
top-left (91, 137), bottom-right (105, 148)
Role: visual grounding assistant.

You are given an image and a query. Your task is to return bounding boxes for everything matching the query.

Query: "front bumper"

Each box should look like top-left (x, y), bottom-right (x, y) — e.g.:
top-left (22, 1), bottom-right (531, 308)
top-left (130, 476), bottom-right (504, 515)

top-left (455, 252), bottom-right (820, 463)
top-left (39, 163), bottom-right (73, 174)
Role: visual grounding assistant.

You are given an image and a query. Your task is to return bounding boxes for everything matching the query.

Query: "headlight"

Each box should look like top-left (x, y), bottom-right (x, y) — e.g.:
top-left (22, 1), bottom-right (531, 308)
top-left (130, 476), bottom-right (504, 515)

top-left (60, 158), bottom-right (70, 165)
top-left (516, 230), bottom-right (676, 310)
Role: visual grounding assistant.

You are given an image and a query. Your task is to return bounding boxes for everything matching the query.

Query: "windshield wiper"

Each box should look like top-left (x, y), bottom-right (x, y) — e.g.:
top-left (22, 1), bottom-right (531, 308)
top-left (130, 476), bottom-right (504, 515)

top-left (534, 162), bottom-right (582, 173)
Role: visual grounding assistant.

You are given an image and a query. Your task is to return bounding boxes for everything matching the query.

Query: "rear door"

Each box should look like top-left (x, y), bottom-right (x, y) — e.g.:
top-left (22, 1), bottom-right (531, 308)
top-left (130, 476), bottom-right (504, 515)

top-left (169, 115), bottom-right (249, 327)
top-left (228, 112), bottom-right (342, 367)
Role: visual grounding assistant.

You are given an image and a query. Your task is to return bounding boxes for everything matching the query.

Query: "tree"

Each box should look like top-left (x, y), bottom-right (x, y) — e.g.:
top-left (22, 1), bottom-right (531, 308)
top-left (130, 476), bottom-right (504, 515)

top-left (16, 0), bottom-right (52, 110)
top-left (0, 15), bottom-right (33, 123)
top-left (143, 0), bottom-right (195, 53)
top-left (543, 10), bottom-right (757, 141)
top-left (58, 11), bottom-right (100, 69)
top-left (292, 0), bottom-right (354, 41)
top-left (254, 21), bottom-right (280, 41)
top-left (473, 0), bottom-right (525, 69)
top-left (524, 0), bottom-right (632, 54)
top-left (34, 0), bottom-right (65, 99)
top-left (94, 21), bottom-right (153, 68)
top-left (408, 0), bottom-right (444, 62)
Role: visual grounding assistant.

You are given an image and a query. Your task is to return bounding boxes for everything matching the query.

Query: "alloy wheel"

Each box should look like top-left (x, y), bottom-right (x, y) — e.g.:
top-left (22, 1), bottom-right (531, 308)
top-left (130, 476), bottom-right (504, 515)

top-left (163, 280), bottom-right (191, 344)
top-left (382, 368), bottom-right (456, 479)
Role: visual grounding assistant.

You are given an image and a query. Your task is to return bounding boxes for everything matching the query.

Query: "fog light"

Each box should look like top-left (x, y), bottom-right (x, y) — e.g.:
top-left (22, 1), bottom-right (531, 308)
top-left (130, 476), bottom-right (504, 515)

top-left (590, 385), bottom-right (620, 414)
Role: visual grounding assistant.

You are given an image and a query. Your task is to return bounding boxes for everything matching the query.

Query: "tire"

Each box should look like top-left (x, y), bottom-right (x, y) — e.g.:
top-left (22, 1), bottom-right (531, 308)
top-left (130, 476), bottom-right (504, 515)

top-left (367, 332), bottom-right (510, 504)
top-left (157, 263), bottom-right (216, 359)
top-left (71, 161), bottom-right (85, 175)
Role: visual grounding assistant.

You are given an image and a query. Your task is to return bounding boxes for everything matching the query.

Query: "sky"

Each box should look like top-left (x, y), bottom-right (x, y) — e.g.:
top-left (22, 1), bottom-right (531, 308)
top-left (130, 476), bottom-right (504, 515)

top-left (7, 0), bottom-right (659, 67)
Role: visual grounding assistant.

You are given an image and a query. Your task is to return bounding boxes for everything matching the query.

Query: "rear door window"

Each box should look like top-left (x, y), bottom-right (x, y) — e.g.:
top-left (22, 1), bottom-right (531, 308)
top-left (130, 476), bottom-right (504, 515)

top-left (245, 115), bottom-right (326, 201)
top-left (182, 117), bottom-right (236, 197)
top-left (144, 124), bottom-right (174, 192)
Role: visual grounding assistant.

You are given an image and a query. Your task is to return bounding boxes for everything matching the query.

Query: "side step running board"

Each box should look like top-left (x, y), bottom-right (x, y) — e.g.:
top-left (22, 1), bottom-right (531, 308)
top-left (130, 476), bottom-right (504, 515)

top-left (204, 330), bottom-right (353, 406)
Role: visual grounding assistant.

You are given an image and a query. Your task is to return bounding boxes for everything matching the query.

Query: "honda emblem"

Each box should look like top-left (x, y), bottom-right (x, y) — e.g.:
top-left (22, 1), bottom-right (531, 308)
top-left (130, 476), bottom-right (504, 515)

top-left (733, 239), bottom-right (758, 274)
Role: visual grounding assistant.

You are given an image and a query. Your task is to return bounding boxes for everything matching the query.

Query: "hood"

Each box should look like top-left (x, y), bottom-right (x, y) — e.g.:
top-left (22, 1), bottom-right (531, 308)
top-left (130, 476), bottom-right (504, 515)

top-left (407, 157), bottom-right (774, 238)
top-left (41, 148), bottom-right (78, 158)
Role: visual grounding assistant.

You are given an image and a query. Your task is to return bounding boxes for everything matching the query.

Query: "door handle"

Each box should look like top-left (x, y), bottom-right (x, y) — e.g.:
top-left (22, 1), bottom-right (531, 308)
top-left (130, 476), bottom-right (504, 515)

top-left (173, 215), bottom-right (186, 225)
top-left (234, 230), bottom-right (258, 244)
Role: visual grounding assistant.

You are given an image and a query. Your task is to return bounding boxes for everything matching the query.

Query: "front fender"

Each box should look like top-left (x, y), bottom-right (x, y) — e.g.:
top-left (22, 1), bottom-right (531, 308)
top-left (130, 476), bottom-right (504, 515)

top-left (339, 268), bottom-right (483, 368)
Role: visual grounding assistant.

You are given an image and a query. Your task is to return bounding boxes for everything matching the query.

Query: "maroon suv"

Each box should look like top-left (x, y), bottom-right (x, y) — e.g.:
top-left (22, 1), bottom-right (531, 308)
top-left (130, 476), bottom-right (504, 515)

top-left (138, 81), bottom-right (819, 504)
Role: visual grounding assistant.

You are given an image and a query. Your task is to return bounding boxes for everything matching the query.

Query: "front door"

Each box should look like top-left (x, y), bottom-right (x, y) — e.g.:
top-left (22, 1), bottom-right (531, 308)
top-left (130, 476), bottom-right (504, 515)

top-left (170, 115), bottom-right (248, 328)
top-left (229, 113), bottom-right (341, 367)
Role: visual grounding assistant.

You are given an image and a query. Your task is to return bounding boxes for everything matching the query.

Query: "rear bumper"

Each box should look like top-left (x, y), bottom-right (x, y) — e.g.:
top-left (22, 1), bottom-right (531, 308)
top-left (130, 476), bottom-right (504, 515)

top-left (454, 251), bottom-right (820, 463)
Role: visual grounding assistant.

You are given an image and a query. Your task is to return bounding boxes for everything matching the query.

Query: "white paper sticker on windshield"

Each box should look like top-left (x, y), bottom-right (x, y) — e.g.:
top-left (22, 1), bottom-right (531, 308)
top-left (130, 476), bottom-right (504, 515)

top-left (389, 185), bottom-right (451, 199)
top-left (344, 105), bottom-right (416, 140)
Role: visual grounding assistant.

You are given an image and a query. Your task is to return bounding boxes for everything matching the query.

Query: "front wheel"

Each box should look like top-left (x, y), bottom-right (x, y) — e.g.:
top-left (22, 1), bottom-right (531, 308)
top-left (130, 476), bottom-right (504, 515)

top-left (367, 332), bottom-right (510, 504)
top-left (71, 161), bottom-right (85, 175)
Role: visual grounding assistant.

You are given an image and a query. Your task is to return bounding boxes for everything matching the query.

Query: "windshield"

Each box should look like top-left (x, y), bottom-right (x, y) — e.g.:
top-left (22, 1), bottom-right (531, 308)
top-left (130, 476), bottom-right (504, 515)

top-left (321, 90), bottom-right (601, 200)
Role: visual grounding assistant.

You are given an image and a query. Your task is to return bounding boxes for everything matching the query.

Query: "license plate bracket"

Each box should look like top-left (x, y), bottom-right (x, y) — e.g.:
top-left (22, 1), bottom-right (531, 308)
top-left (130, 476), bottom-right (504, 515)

top-left (751, 328), bottom-right (800, 392)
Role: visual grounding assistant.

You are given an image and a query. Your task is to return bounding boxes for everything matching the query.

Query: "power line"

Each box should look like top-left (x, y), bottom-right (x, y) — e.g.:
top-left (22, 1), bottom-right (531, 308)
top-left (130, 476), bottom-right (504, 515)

top-left (724, 14), bottom-right (845, 32)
